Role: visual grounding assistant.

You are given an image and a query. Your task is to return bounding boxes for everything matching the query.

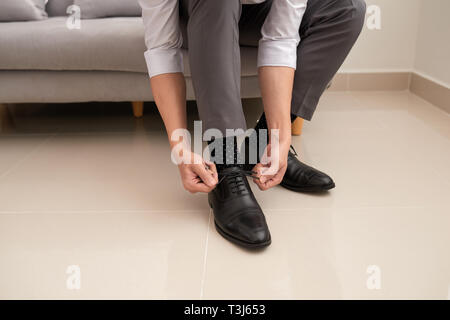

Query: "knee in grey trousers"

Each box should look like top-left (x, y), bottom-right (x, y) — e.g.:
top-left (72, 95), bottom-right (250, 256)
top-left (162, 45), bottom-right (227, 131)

top-left (180, 0), bottom-right (366, 135)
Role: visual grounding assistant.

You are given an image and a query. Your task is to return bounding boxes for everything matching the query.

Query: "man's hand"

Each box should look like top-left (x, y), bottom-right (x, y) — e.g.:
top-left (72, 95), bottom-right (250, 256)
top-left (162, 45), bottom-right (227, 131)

top-left (255, 65), bottom-right (295, 190)
top-left (253, 138), bottom-right (291, 191)
top-left (178, 150), bottom-right (218, 193)
top-left (150, 73), bottom-right (218, 193)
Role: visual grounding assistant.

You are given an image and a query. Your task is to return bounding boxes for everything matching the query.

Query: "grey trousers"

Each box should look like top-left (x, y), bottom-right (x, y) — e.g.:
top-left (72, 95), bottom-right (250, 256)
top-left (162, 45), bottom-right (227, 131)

top-left (180, 0), bottom-right (366, 134)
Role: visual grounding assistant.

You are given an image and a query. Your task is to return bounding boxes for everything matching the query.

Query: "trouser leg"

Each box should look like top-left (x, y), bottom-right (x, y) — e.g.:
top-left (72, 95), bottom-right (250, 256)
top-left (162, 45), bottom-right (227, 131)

top-left (292, 0), bottom-right (366, 120)
top-left (239, 0), bottom-right (366, 121)
top-left (180, 0), bottom-right (245, 136)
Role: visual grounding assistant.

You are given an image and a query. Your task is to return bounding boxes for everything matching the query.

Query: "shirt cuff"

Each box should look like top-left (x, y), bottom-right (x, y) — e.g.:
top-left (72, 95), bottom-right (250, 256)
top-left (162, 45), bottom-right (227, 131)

top-left (257, 39), bottom-right (298, 69)
top-left (144, 48), bottom-right (184, 78)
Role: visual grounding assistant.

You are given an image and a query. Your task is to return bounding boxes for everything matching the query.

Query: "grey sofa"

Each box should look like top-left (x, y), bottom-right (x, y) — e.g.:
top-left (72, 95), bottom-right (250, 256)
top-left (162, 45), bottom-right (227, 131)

top-left (0, 0), bottom-right (261, 117)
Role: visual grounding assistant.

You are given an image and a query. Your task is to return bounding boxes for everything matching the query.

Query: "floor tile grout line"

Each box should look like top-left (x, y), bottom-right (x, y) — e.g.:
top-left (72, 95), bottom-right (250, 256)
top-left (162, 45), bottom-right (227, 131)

top-left (0, 205), bottom-right (448, 215)
top-left (199, 210), bottom-right (212, 300)
top-left (0, 132), bottom-right (58, 181)
top-left (261, 205), bottom-right (450, 213)
top-left (0, 209), bottom-right (211, 214)
top-left (0, 131), bottom-right (172, 137)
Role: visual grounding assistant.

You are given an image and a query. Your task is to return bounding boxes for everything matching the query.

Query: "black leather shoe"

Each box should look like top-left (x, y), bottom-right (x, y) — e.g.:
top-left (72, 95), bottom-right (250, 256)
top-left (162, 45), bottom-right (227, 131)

top-left (208, 166), bottom-right (271, 249)
top-left (281, 147), bottom-right (335, 192)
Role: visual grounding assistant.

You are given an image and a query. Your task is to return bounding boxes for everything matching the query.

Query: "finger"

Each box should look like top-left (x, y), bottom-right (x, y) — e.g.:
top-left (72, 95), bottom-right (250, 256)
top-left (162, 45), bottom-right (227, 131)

top-left (253, 163), bottom-right (271, 188)
top-left (205, 159), bottom-right (215, 169)
top-left (194, 183), bottom-right (214, 193)
top-left (254, 175), bottom-right (269, 191)
top-left (264, 178), bottom-right (280, 189)
top-left (182, 183), bottom-right (191, 193)
top-left (188, 180), bottom-right (214, 193)
top-left (255, 167), bottom-right (282, 190)
top-left (260, 164), bottom-right (279, 178)
top-left (253, 163), bottom-right (265, 178)
top-left (184, 176), bottom-right (205, 193)
top-left (270, 171), bottom-right (284, 185)
top-left (194, 165), bottom-right (217, 187)
top-left (263, 168), bottom-right (286, 189)
top-left (205, 160), bottom-right (219, 183)
top-left (258, 170), bottom-right (273, 185)
top-left (183, 182), bottom-right (197, 194)
top-left (257, 181), bottom-right (269, 191)
top-left (256, 162), bottom-right (275, 175)
top-left (252, 177), bottom-right (262, 190)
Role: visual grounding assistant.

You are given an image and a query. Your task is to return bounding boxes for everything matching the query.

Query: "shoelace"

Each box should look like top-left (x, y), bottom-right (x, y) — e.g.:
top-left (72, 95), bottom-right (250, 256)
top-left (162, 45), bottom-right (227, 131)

top-left (218, 169), bottom-right (259, 194)
top-left (290, 145), bottom-right (298, 157)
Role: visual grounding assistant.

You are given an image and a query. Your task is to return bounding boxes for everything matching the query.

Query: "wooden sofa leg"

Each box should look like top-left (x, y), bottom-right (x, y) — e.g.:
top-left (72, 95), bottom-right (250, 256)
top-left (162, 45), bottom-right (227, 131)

top-left (291, 117), bottom-right (304, 136)
top-left (0, 104), bottom-right (4, 132)
top-left (132, 101), bottom-right (144, 118)
top-left (0, 103), bottom-right (10, 133)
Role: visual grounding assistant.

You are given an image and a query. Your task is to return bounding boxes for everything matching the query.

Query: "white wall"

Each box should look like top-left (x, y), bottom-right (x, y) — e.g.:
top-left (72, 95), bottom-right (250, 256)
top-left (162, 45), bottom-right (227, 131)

top-left (414, 0), bottom-right (450, 87)
top-left (341, 0), bottom-right (450, 88)
top-left (341, 0), bottom-right (421, 72)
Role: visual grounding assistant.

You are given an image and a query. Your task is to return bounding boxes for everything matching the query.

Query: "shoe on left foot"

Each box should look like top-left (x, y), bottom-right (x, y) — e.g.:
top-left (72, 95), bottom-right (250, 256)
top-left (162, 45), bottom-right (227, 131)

top-left (281, 147), bottom-right (335, 193)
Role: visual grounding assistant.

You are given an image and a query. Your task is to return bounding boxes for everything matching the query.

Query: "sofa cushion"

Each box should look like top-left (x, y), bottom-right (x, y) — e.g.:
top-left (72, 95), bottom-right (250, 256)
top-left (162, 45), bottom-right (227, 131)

top-left (0, 17), bottom-right (148, 73)
top-left (74, 0), bottom-right (141, 19)
top-left (0, 0), bottom-right (47, 22)
top-left (0, 17), bottom-right (258, 76)
top-left (46, 0), bottom-right (74, 16)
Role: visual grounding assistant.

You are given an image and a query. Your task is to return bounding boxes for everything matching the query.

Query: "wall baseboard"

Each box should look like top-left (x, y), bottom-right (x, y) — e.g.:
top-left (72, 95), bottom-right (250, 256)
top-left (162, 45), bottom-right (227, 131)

top-left (410, 73), bottom-right (450, 113)
top-left (330, 71), bottom-right (449, 113)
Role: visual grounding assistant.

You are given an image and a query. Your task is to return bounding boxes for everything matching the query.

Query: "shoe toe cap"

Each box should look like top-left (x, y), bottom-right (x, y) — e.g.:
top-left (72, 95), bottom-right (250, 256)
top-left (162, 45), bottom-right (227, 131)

top-left (247, 229), bottom-right (271, 244)
top-left (310, 174), bottom-right (334, 187)
top-left (229, 213), bottom-right (271, 245)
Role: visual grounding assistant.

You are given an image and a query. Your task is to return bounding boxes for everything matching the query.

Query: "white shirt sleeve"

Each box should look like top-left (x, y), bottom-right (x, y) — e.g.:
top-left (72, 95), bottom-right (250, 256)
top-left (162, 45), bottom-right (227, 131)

top-left (258, 0), bottom-right (308, 69)
top-left (139, 0), bottom-right (184, 78)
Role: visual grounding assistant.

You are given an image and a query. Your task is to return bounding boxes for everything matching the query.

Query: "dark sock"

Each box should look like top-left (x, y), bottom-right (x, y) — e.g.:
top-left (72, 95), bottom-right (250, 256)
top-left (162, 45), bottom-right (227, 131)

top-left (208, 136), bottom-right (241, 172)
top-left (290, 113), bottom-right (298, 123)
top-left (255, 113), bottom-right (298, 131)
top-left (246, 112), bottom-right (297, 164)
top-left (255, 113), bottom-right (268, 131)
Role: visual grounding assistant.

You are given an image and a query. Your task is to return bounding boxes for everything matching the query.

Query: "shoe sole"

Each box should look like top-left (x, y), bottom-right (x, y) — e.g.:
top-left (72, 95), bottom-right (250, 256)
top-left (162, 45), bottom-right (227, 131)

top-left (280, 181), bottom-right (335, 193)
top-left (209, 202), bottom-right (271, 249)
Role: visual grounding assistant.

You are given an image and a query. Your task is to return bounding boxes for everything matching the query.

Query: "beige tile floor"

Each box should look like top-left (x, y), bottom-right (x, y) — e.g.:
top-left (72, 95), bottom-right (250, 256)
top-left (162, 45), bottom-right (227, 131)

top-left (0, 91), bottom-right (449, 299)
